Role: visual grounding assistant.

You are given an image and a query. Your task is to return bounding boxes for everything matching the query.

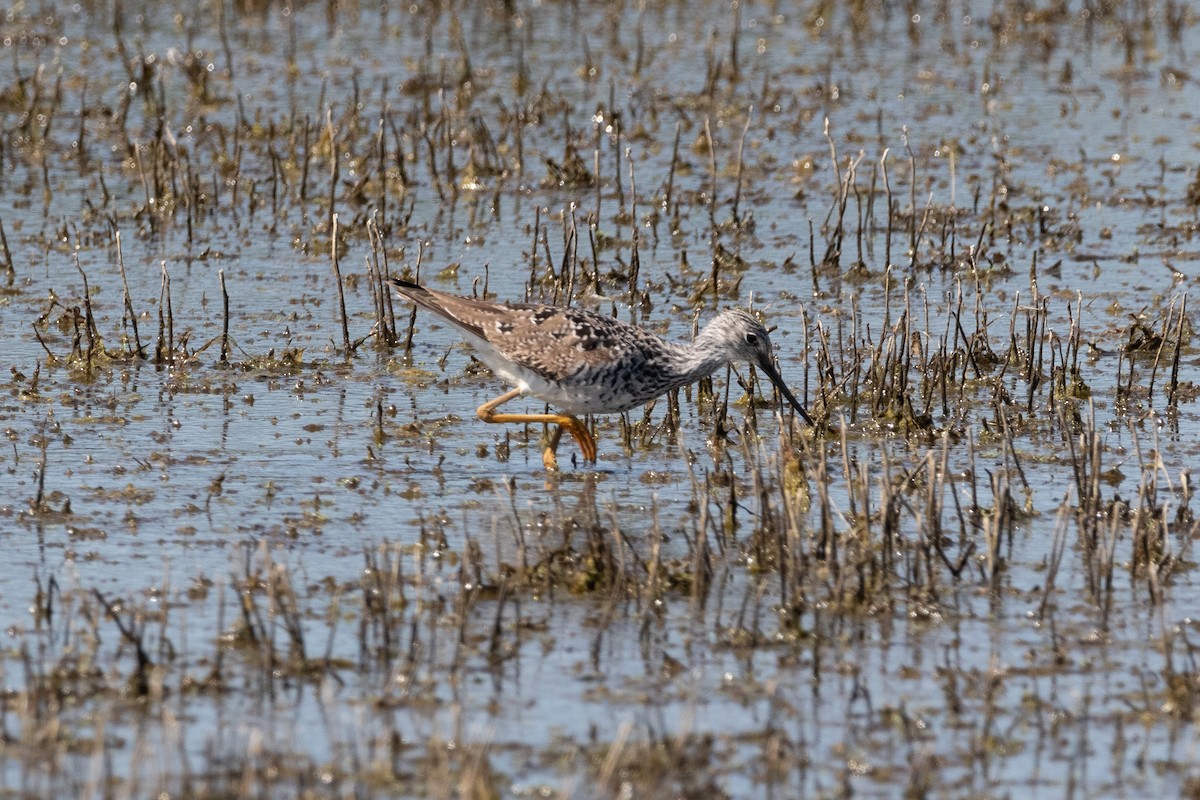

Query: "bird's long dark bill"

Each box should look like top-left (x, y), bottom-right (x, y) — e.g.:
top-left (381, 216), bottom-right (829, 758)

top-left (757, 355), bottom-right (816, 427)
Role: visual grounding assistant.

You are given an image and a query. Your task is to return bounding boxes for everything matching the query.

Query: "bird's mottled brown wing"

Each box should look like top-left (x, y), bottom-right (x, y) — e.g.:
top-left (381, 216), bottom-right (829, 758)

top-left (390, 279), bottom-right (649, 383)
top-left (482, 302), bottom-right (652, 382)
top-left (390, 279), bottom-right (498, 340)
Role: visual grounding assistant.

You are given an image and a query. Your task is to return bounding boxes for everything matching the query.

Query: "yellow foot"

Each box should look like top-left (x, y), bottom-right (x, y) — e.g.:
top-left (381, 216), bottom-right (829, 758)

top-left (542, 425), bottom-right (565, 470)
top-left (542, 420), bottom-right (594, 470)
top-left (560, 418), bottom-right (597, 464)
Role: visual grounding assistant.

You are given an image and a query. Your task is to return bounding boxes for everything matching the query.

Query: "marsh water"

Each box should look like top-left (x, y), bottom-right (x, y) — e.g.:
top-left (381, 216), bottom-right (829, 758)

top-left (2, 1), bottom-right (1200, 797)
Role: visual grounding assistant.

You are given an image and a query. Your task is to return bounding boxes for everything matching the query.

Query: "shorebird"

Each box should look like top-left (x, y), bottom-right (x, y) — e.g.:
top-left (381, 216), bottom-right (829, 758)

top-left (390, 278), bottom-right (814, 469)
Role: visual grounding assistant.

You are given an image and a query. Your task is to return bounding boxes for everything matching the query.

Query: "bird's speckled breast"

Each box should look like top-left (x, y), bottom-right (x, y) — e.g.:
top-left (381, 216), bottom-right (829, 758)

top-left (466, 329), bottom-right (679, 415)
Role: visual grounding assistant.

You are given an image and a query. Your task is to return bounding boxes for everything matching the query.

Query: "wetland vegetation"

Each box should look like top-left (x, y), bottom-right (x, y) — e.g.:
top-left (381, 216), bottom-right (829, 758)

top-left (2, 0), bottom-right (1200, 797)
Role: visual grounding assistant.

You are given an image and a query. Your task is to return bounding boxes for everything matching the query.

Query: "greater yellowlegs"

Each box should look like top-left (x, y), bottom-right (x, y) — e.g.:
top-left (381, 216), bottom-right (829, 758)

top-left (390, 278), bottom-right (814, 469)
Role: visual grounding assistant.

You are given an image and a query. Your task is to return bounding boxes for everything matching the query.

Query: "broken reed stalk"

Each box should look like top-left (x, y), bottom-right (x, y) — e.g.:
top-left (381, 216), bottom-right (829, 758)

top-left (330, 213), bottom-right (352, 355)
top-left (76, 77), bottom-right (89, 171)
top-left (299, 116), bottom-right (311, 203)
top-left (827, 148), bottom-right (866, 269)
top-left (881, 149), bottom-right (893, 268)
top-left (727, 0), bottom-right (742, 80)
top-left (563, 204), bottom-right (579, 305)
top-left (0, 216), bottom-right (13, 286)
top-left (403, 242), bottom-right (425, 355)
top-left (217, 0), bottom-right (235, 81)
top-left (704, 116), bottom-right (718, 230)
top-left (627, 148), bottom-right (640, 300)
top-left (218, 268), bottom-right (230, 363)
top-left (701, 29), bottom-right (719, 99)
top-left (74, 255), bottom-right (100, 368)
top-left (115, 232), bottom-right (144, 358)
top-left (904, 130), bottom-right (918, 264)
top-left (156, 261), bottom-right (174, 365)
top-left (326, 108), bottom-right (339, 234)
top-left (1168, 294), bottom-right (1186, 407)
top-left (612, 100), bottom-right (624, 213)
top-left (821, 118), bottom-right (843, 267)
top-left (593, 129), bottom-right (602, 226)
top-left (911, 191), bottom-right (934, 270)
top-left (528, 205), bottom-right (542, 296)
top-left (422, 124), bottom-right (446, 204)
top-left (731, 108), bottom-right (752, 225)
top-left (664, 121), bottom-right (681, 215)
top-left (854, 166), bottom-right (867, 267)
top-left (440, 94), bottom-right (459, 200)
top-left (376, 112), bottom-right (388, 225)
top-left (540, 210), bottom-right (556, 296)
top-left (1148, 295), bottom-right (1183, 408)
top-left (366, 216), bottom-right (396, 348)
top-left (31, 427), bottom-right (49, 512)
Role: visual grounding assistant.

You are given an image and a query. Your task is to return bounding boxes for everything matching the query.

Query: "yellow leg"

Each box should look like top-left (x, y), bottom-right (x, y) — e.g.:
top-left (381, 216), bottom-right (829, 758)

top-left (476, 389), bottom-right (597, 468)
top-left (543, 426), bottom-right (565, 471)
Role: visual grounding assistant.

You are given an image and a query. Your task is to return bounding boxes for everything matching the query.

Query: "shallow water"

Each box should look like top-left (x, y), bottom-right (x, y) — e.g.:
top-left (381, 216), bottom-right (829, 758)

top-left (2, 1), bottom-right (1200, 797)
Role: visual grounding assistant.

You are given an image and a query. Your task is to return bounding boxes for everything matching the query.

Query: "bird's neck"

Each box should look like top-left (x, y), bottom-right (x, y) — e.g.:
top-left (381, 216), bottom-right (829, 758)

top-left (663, 327), bottom-right (730, 387)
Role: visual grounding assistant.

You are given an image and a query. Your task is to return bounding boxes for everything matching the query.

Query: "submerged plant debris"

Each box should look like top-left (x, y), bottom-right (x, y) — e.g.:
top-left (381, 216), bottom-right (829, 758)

top-left (1, 1), bottom-right (1200, 798)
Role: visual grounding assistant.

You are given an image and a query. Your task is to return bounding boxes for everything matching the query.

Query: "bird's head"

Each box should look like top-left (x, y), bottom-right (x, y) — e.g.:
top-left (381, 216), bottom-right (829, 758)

top-left (701, 309), bottom-right (815, 426)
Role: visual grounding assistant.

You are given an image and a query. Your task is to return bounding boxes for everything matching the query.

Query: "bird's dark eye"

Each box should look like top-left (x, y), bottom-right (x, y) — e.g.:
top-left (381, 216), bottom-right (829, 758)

top-left (744, 332), bottom-right (758, 346)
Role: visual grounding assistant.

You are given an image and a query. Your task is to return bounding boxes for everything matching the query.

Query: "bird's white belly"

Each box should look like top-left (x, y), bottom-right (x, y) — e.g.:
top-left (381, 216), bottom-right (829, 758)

top-left (465, 335), bottom-right (638, 415)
